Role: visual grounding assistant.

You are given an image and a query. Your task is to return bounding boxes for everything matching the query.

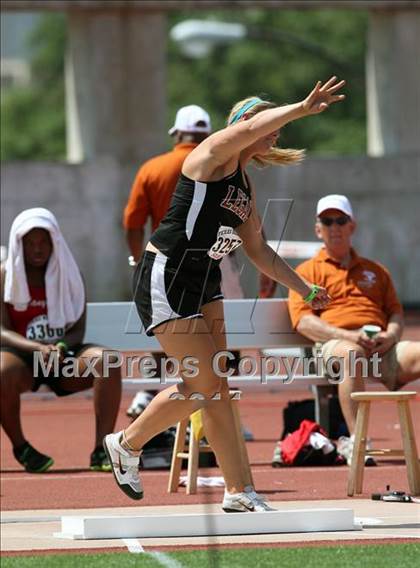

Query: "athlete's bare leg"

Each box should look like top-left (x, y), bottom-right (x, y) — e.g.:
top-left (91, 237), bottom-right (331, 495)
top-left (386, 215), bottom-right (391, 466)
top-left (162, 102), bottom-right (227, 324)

top-left (124, 311), bottom-right (247, 493)
top-left (0, 351), bottom-right (34, 447)
top-left (200, 300), bottom-right (253, 488)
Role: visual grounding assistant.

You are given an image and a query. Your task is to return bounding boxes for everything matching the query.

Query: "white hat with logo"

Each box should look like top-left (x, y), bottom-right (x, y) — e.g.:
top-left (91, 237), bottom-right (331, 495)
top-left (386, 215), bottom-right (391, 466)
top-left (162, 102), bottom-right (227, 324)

top-left (317, 194), bottom-right (354, 219)
top-left (168, 105), bottom-right (211, 135)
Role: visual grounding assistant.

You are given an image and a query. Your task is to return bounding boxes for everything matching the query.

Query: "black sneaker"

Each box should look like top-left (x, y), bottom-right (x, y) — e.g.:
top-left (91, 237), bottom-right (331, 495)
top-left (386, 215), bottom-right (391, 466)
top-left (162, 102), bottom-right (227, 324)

top-left (13, 442), bottom-right (54, 473)
top-left (90, 446), bottom-right (112, 472)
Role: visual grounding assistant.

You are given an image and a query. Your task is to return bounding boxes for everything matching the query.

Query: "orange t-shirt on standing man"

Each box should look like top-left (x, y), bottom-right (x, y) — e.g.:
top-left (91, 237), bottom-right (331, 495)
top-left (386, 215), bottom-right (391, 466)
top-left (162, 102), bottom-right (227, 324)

top-left (123, 143), bottom-right (198, 232)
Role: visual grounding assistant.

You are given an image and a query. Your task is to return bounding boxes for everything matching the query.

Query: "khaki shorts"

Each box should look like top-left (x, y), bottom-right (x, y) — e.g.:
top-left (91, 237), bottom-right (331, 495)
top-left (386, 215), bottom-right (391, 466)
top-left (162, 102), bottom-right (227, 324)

top-left (317, 339), bottom-right (411, 391)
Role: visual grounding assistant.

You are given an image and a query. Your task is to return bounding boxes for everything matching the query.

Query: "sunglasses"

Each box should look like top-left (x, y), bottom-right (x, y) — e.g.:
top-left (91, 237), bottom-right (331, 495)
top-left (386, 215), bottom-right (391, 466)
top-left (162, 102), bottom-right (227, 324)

top-left (319, 215), bottom-right (350, 227)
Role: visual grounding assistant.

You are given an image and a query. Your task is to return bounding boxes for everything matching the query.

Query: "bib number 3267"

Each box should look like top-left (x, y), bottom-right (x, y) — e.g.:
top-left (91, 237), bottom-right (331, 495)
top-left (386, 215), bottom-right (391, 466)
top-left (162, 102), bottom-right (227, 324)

top-left (208, 225), bottom-right (243, 260)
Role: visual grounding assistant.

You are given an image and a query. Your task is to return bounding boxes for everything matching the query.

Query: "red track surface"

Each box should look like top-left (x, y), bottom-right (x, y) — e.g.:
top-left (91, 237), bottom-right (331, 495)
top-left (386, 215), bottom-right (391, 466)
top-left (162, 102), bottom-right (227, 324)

top-left (1, 315), bottom-right (419, 512)
top-left (1, 388), bottom-right (419, 511)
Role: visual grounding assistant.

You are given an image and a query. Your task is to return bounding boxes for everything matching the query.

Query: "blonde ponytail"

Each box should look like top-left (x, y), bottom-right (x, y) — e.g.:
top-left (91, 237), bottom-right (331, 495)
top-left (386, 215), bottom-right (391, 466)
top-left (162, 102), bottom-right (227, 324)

top-left (252, 147), bottom-right (305, 168)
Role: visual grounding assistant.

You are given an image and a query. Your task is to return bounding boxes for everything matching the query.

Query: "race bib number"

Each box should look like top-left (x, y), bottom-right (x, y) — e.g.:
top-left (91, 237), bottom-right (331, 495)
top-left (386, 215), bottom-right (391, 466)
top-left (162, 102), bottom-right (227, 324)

top-left (208, 225), bottom-right (243, 260)
top-left (26, 314), bottom-right (65, 344)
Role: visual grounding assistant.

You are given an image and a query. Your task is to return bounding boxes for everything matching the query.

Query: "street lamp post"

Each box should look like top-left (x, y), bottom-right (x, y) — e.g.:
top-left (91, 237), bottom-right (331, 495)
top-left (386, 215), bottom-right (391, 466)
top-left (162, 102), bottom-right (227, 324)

top-left (170, 20), bottom-right (246, 58)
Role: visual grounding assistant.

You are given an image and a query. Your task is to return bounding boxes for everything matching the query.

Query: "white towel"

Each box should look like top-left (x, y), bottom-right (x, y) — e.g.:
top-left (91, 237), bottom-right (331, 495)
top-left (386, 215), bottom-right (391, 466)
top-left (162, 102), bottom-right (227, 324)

top-left (309, 432), bottom-right (335, 455)
top-left (4, 208), bottom-right (85, 329)
top-left (179, 476), bottom-right (225, 488)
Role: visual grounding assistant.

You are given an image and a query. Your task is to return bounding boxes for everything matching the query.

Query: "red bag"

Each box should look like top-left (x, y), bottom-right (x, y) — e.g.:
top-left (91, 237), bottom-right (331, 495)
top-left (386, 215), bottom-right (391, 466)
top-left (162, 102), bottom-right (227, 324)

top-left (280, 420), bottom-right (325, 465)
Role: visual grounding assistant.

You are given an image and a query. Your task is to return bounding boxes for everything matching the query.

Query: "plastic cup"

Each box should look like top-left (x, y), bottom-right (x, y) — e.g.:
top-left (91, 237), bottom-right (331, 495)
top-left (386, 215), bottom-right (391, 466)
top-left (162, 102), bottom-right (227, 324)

top-left (362, 324), bottom-right (381, 338)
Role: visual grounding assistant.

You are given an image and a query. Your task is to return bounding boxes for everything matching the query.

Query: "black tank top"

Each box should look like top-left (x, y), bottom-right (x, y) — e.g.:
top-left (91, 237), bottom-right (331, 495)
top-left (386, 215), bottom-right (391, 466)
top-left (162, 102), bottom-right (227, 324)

top-left (150, 165), bottom-right (252, 271)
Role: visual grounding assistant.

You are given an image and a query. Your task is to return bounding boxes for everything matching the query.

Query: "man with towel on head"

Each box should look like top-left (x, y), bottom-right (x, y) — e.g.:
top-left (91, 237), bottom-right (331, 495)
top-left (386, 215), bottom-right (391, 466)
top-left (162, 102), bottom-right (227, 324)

top-left (1, 208), bottom-right (122, 473)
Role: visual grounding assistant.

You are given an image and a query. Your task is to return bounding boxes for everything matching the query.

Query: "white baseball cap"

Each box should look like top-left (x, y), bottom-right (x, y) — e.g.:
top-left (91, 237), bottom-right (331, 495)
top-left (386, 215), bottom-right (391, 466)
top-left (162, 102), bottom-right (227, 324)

top-left (317, 194), bottom-right (354, 219)
top-left (168, 105), bottom-right (211, 136)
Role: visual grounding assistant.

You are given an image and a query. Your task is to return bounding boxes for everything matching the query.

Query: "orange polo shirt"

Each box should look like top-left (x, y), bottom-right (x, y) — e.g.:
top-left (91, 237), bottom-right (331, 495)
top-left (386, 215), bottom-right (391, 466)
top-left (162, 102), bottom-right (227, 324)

top-left (123, 143), bottom-right (198, 232)
top-left (288, 247), bottom-right (402, 331)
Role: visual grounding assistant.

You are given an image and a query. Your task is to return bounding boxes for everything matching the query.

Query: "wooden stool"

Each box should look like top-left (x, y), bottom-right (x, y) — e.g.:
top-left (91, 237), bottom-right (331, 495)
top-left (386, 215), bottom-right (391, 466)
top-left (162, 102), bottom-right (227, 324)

top-left (348, 391), bottom-right (420, 496)
top-left (168, 393), bottom-right (253, 494)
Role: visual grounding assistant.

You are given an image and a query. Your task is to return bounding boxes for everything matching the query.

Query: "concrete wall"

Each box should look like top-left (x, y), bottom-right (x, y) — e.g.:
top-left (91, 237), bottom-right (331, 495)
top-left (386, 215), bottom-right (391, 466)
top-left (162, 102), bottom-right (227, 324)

top-left (2, 154), bottom-right (419, 304)
top-left (1, 158), bottom-right (137, 302)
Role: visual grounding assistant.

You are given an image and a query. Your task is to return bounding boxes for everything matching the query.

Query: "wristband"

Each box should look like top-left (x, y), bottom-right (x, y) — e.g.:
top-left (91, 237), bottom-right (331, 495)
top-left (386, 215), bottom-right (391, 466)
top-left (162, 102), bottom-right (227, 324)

top-left (304, 285), bottom-right (321, 304)
top-left (56, 340), bottom-right (69, 353)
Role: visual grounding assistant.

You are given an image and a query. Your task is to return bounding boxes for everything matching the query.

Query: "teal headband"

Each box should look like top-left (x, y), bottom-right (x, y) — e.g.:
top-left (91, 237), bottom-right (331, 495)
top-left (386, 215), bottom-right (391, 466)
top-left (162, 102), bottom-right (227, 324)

top-left (229, 97), bottom-right (263, 125)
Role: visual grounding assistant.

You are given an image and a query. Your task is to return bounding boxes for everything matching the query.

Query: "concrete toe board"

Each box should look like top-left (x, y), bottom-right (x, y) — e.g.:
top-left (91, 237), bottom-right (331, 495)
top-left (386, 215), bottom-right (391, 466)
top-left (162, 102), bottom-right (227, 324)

top-left (1, 499), bottom-right (419, 553)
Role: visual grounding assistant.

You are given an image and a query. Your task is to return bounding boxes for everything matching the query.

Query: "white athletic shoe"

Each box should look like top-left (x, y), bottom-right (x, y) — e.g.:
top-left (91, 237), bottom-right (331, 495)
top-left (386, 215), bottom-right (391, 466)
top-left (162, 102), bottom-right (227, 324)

top-left (222, 486), bottom-right (276, 513)
top-left (103, 432), bottom-right (143, 500)
top-left (126, 391), bottom-right (154, 419)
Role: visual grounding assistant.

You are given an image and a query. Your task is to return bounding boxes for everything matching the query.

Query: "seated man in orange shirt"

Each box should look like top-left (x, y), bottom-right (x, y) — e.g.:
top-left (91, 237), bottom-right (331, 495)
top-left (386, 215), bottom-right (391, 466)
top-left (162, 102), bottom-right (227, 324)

top-left (288, 194), bottom-right (420, 463)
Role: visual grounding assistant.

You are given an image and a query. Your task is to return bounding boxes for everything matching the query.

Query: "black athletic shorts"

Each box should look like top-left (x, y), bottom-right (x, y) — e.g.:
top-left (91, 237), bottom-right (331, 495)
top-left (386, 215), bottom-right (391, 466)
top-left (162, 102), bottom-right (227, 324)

top-left (1, 344), bottom-right (97, 397)
top-left (133, 250), bottom-right (223, 336)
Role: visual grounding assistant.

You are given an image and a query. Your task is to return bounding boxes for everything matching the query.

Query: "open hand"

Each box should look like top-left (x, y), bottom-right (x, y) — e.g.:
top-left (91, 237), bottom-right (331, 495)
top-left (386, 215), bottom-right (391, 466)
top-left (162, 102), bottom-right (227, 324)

top-left (302, 76), bottom-right (346, 115)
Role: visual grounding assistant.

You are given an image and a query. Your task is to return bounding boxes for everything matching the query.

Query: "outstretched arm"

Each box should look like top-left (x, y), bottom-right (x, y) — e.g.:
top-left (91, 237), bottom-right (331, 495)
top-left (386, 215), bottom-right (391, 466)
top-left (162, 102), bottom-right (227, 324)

top-left (236, 198), bottom-right (329, 310)
top-left (199, 76), bottom-right (346, 166)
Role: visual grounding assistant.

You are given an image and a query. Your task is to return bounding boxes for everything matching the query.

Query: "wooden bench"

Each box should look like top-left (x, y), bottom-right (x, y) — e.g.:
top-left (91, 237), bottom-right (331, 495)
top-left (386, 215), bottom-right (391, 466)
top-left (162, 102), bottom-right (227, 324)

top-left (84, 298), bottom-right (340, 431)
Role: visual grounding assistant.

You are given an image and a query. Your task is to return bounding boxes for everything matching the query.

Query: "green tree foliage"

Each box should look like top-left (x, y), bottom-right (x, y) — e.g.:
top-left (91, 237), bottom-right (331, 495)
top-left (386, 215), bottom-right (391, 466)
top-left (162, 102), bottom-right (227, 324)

top-left (1, 9), bottom-right (367, 161)
top-left (167, 9), bottom-right (367, 155)
top-left (1, 14), bottom-right (66, 161)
